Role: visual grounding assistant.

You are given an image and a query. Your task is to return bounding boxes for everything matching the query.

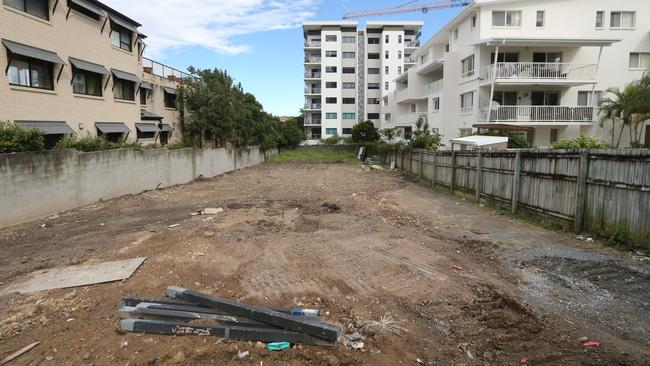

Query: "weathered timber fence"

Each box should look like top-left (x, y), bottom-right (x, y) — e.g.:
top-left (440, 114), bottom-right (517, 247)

top-left (385, 148), bottom-right (650, 247)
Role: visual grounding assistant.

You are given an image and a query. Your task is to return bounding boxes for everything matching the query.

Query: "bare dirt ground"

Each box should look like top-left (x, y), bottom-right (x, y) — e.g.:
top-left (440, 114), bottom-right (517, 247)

top-left (0, 157), bottom-right (648, 365)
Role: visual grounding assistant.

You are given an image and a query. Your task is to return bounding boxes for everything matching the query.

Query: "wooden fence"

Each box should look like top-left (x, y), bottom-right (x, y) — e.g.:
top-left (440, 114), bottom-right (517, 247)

top-left (383, 148), bottom-right (650, 247)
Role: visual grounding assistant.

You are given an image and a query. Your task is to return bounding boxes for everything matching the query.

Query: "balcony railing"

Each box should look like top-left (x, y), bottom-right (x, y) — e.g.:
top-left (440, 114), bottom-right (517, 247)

top-left (304, 103), bottom-right (322, 110)
top-left (425, 80), bottom-right (443, 95)
top-left (480, 106), bottom-right (596, 123)
top-left (405, 57), bottom-right (416, 63)
top-left (479, 62), bottom-right (598, 81)
top-left (304, 118), bottom-right (322, 125)
top-left (304, 72), bottom-right (321, 78)
top-left (405, 40), bottom-right (420, 47)
top-left (304, 56), bottom-right (322, 63)
top-left (304, 87), bottom-right (321, 94)
top-left (305, 41), bottom-right (322, 48)
top-left (395, 88), bottom-right (409, 102)
top-left (142, 57), bottom-right (192, 81)
top-left (401, 113), bottom-right (428, 124)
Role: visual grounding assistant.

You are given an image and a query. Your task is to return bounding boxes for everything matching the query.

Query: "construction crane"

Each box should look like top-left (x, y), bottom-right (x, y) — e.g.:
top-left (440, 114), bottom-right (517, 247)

top-left (342, 0), bottom-right (471, 20)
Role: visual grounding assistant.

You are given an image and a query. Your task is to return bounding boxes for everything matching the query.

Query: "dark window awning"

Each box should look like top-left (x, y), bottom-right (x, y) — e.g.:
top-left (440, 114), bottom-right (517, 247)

top-left (139, 82), bottom-right (153, 90)
top-left (111, 69), bottom-right (140, 83)
top-left (135, 123), bottom-right (160, 133)
top-left (95, 122), bottom-right (131, 134)
top-left (163, 87), bottom-right (177, 95)
top-left (15, 121), bottom-right (74, 135)
top-left (2, 39), bottom-right (65, 65)
top-left (160, 124), bottom-right (174, 132)
top-left (69, 57), bottom-right (110, 76)
top-left (68, 0), bottom-right (105, 18)
top-left (140, 110), bottom-right (163, 121)
top-left (109, 15), bottom-right (138, 33)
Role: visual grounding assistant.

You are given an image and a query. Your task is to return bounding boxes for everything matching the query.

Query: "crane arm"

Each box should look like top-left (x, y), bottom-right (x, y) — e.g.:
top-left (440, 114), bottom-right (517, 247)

top-left (343, 0), bottom-right (471, 19)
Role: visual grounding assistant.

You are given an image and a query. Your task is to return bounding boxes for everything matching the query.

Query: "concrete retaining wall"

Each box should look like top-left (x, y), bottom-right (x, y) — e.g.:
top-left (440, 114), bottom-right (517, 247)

top-left (0, 147), bottom-right (276, 229)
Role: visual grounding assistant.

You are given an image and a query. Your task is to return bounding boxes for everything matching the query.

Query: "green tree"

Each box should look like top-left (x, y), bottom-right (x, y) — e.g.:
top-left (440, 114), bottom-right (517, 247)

top-left (551, 135), bottom-right (609, 149)
top-left (409, 118), bottom-right (441, 150)
top-left (351, 120), bottom-right (380, 143)
top-left (0, 121), bottom-right (44, 153)
top-left (276, 119), bottom-right (305, 148)
top-left (380, 128), bottom-right (401, 143)
top-left (599, 73), bottom-right (650, 147)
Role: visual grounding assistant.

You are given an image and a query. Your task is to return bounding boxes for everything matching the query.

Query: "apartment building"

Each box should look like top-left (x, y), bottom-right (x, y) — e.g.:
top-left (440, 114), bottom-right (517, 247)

top-left (384, 0), bottom-right (650, 147)
top-left (303, 20), bottom-right (423, 139)
top-left (1, 0), bottom-right (183, 147)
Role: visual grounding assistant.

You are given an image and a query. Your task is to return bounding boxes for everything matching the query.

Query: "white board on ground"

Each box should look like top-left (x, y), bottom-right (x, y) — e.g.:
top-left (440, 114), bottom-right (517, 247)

top-left (0, 257), bottom-right (146, 295)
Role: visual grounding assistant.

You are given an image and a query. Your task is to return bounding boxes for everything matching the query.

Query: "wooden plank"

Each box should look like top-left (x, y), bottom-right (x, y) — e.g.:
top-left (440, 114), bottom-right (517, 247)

top-left (1, 342), bottom-right (39, 365)
top-left (575, 150), bottom-right (589, 233)
top-left (432, 151), bottom-right (437, 187)
top-left (512, 151), bottom-right (522, 214)
top-left (167, 286), bottom-right (341, 342)
top-left (451, 151), bottom-right (457, 193)
top-left (419, 150), bottom-right (424, 177)
top-left (120, 297), bottom-right (295, 315)
top-left (121, 319), bottom-right (335, 346)
top-left (476, 149), bottom-right (482, 201)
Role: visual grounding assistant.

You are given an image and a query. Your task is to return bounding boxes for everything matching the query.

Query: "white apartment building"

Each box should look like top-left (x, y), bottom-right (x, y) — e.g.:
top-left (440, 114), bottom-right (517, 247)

top-left (384, 0), bottom-right (650, 147)
top-left (303, 21), bottom-right (423, 139)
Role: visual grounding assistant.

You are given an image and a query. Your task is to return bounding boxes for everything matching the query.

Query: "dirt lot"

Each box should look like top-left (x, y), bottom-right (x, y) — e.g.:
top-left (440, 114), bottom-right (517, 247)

top-left (0, 155), bottom-right (648, 365)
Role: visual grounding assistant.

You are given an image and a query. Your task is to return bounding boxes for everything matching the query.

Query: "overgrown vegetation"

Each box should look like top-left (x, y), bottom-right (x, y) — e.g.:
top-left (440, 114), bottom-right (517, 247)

top-left (322, 135), bottom-right (343, 145)
top-left (380, 128), bottom-right (402, 143)
top-left (599, 70), bottom-right (650, 147)
top-left (351, 120), bottom-right (380, 143)
top-left (477, 129), bottom-right (530, 149)
top-left (0, 121), bottom-right (44, 153)
top-left (408, 118), bottom-right (441, 150)
top-left (271, 150), bottom-right (358, 164)
top-left (178, 67), bottom-right (304, 150)
top-left (552, 135), bottom-right (609, 150)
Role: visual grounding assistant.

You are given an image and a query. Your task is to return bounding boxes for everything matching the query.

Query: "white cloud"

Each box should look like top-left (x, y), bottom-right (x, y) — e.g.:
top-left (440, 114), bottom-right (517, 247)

top-left (101, 0), bottom-right (320, 57)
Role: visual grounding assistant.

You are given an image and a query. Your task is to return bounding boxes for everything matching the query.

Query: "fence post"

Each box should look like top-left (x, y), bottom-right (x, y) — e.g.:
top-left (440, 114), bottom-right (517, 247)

top-left (400, 149), bottom-right (404, 171)
top-left (419, 150), bottom-right (424, 178)
top-left (410, 149), bottom-right (414, 174)
top-left (451, 151), bottom-right (457, 193)
top-left (475, 149), bottom-right (482, 201)
top-left (574, 150), bottom-right (589, 233)
top-left (511, 151), bottom-right (522, 214)
top-left (432, 151), bottom-right (437, 188)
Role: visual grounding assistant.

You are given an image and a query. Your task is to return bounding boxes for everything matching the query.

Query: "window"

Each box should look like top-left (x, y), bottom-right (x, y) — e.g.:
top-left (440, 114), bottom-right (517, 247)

top-left (492, 10), bottom-right (522, 27)
top-left (326, 97), bottom-right (337, 104)
top-left (342, 113), bottom-right (355, 120)
top-left (325, 51), bottom-right (337, 57)
top-left (368, 98), bottom-right (380, 105)
top-left (629, 53), bottom-right (650, 69)
top-left (326, 128), bottom-right (338, 135)
top-left (342, 128), bottom-right (352, 135)
top-left (325, 35), bottom-right (337, 42)
top-left (368, 83), bottom-right (380, 90)
top-left (110, 23), bottom-right (132, 51)
top-left (398, 35), bottom-right (402, 44)
top-left (461, 55), bottom-right (475, 78)
top-left (453, 28), bottom-right (459, 40)
top-left (342, 52), bottom-right (355, 59)
top-left (7, 55), bottom-right (53, 90)
top-left (367, 113), bottom-right (380, 120)
top-left (383, 97), bottom-right (389, 106)
top-left (533, 52), bottom-right (562, 63)
top-left (411, 104), bottom-right (416, 113)
top-left (113, 79), bottom-right (134, 101)
top-left (385, 66), bottom-right (389, 75)
top-left (385, 35), bottom-right (389, 44)
top-left (140, 90), bottom-right (147, 105)
top-left (491, 52), bottom-right (519, 62)
top-left (325, 82), bottom-right (337, 88)
top-left (72, 68), bottom-right (102, 96)
top-left (550, 129), bottom-right (559, 144)
top-left (432, 97), bottom-right (440, 111)
top-left (326, 113), bottom-right (337, 120)
top-left (460, 92), bottom-right (474, 113)
top-left (342, 82), bottom-right (355, 89)
top-left (471, 15), bottom-right (477, 29)
top-left (385, 51), bottom-right (389, 59)
top-left (595, 11), bottom-right (604, 29)
top-left (384, 113), bottom-right (391, 122)
top-left (384, 82), bottom-right (389, 91)
top-left (536, 11), bottom-right (545, 28)
top-left (610, 11), bottom-right (635, 29)
top-left (459, 128), bottom-right (473, 137)
top-left (398, 66), bottom-right (402, 74)
top-left (325, 66), bottom-right (337, 73)
top-left (577, 91), bottom-right (603, 106)
top-left (368, 53), bottom-right (380, 59)
top-left (368, 38), bottom-right (380, 44)
top-left (342, 36), bottom-right (356, 43)
top-left (368, 68), bottom-right (380, 74)
top-left (3, 0), bottom-right (49, 20)
top-left (398, 51), bottom-right (402, 60)
top-left (164, 90), bottom-right (177, 108)
top-left (342, 67), bottom-right (355, 74)
top-left (342, 98), bottom-right (355, 104)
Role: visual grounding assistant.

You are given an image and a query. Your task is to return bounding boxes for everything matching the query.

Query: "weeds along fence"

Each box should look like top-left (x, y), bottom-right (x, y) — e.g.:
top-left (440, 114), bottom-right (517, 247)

top-left (381, 148), bottom-right (650, 247)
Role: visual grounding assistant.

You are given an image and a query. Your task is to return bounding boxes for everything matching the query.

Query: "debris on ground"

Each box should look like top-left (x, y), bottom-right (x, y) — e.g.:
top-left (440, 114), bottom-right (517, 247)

top-left (583, 341), bottom-right (602, 347)
top-left (322, 202), bottom-right (342, 213)
top-left (0, 257), bottom-right (146, 295)
top-left (168, 224), bottom-right (180, 228)
top-left (267, 342), bottom-right (290, 351)
top-left (192, 207), bottom-right (224, 216)
top-left (451, 265), bottom-right (463, 271)
top-left (119, 287), bottom-right (341, 346)
top-left (0, 342), bottom-right (39, 365)
top-left (361, 313), bottom-right (407, 336)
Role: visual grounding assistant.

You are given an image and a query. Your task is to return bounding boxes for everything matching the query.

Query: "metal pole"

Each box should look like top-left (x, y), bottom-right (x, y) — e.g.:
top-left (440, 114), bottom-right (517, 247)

top-left (487, 41), bottom-right (504, 123)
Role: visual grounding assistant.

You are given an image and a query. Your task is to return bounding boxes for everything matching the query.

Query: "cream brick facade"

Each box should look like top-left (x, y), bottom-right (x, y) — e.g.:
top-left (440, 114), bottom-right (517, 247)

top-left (0, 0), bottom-right (182, 145)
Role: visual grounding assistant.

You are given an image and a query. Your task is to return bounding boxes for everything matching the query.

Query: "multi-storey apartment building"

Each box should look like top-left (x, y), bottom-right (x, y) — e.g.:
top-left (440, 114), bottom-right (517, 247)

top-left (384, 0), bottom-right (650, 147)
top-left (303, 20), bottom-right (423, 139)
top-left (0, 0), bottom-right (183, 147)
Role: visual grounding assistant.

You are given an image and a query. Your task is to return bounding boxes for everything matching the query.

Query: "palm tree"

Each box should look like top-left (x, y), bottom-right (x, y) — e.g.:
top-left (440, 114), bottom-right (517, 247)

top-left (598, 85), bottom-right (638, 147)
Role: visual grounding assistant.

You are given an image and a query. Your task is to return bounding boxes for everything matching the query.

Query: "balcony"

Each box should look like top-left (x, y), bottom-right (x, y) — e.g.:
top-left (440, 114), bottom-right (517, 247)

top-left (304, 72), bottom-right (321, 79)
top-left (479, 63), bottom-right (598, 85)
top-left (405, 57), bottom-right (416, 64)
top-left (479, 105), bottom-right (597, 124)
top-left (304, 41), bottom-right (321, 48)
top-left (304, 103), bottom-right (322, 110)
top-left (399, 113), bottom-right (428, 126)
top-left (304, 87), bottom-right (321, 95)
top-left (304, 117), bottom-right (322, 125)
top-left (405, 40), bottom-right (420, 48)
top-left (425, 80), bottom-right (443, 95)
top-left (304, 56), bottom-right (322, 64)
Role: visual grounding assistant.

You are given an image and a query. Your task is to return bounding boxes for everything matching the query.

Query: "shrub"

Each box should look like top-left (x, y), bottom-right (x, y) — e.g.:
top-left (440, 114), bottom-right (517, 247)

top-left (276, 120), bottom-right (305, 148)
top-left (409, 118), bottom-right (441, 150)
top-left (552, 136), bottom-right (609, 149)
top-left (322, 135), bottom-right (342, 145)
top-left (351, 120), bottom-right (380, 143)
top-left (0, 121), bottom-right (44, 153)
top-left (477, 129), bottom-right (530, 149)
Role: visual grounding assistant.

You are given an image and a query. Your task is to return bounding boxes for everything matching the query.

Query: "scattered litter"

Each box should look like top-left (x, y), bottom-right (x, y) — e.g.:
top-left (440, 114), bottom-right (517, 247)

top-left (66, 318), bottom-right (74, 322)
top-left (345, 332), bottom-right (363, 342)
top-left (45, 356), bottom-right (54, 361)
top-left (369, 165), bottom-right (384, 171)
top-left (583, 341), bottom-right (601, 347)
top-left (0, 342), bottom-right (39, 366)
top-left (237, 350), bottom-right (250, 359)
top-left (520, 356), bottom-right (528, 364)
top-left (579, 336), bottom-right (589, 343)
top-left (168, 224), bottom-right (181, 228)
top-left (267, 342), bottom-right (291, 351)
top-left (48, 214), bottom-right (60, 220)
top-left (322, 203), bottom-right (341, 213)
top-left (390, 162), bottom-right (396, 170)
top-left (0, 257), bottom-right (146, 295)
top-left (451, 265), bottom-right (463, 271)
top-left (416, 358), bottom-right (425, 365)
top-left (193, 208), bottom-right (224, 216)
top-left (120, 340), bottom-right (128, 349)
top-left (362, 313), bottom-right (407, 336)
top-left (586, 238), bottom-right (595, 243)
top-left (201, 217), bottom-right (217, 223)
top-left (349, 341), bottom-right (364, 350)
